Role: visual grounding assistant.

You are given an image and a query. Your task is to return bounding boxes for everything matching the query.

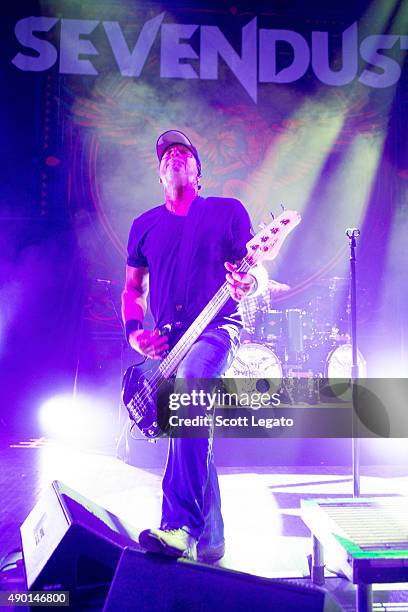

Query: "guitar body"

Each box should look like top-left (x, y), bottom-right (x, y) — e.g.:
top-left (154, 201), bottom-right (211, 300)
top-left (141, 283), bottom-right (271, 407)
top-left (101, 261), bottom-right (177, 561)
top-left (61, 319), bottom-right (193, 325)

top-left (122, 362), bottom-right (173, 439)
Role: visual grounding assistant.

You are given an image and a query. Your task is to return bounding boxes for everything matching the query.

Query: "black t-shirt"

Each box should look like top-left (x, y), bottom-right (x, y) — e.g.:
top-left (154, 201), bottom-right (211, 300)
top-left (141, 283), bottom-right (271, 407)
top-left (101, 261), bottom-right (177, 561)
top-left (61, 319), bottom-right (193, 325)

top-left (126, 195), bottom-right (253, 329)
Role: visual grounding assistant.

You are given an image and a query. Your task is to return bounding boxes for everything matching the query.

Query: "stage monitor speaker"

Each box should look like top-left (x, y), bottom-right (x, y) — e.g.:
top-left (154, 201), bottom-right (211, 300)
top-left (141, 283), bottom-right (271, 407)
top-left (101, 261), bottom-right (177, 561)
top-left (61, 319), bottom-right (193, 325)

top-left (104, 547), bottom-right (342, 612)
top-left (20, 480), bottom-right (141, 594)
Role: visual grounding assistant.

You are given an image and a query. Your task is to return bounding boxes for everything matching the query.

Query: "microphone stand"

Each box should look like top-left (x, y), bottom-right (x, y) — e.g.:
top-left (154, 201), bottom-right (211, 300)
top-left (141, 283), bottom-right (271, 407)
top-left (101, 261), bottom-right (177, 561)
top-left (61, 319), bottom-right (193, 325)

top-left (346, 229), bottom-right (361, 497)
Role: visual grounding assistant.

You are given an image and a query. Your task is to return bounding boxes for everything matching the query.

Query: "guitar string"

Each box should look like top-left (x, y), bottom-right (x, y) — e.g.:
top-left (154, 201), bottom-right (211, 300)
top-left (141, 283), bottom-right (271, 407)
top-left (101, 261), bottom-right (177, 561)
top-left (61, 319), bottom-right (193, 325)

top-left (129, 233), bottom-right (285, 422)
top-left (127, 281), bottom-right (234, 423)
top-left (131, 256), bottom-right (254, 415)
top-left (150, 235), bottom-right (284, 386)
top-left (128, 219), bottom-right (293, 426)
top-left (127, 283), bottom-right (234, 420)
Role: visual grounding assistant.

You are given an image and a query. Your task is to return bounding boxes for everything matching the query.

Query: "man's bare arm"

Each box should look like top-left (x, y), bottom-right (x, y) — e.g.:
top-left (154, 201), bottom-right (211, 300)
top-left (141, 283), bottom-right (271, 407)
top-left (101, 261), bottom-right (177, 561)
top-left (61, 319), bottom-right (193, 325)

top-left (121, 264), bottom-right (149, 324)
top-left (121, 265), bottom-right (168, 359)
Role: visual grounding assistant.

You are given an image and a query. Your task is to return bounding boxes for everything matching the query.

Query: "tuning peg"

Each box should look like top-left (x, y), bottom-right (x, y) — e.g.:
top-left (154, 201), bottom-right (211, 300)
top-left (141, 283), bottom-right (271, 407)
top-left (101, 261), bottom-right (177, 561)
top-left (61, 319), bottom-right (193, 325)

top-left (258, 222), bottom-right (267, 230)
top-left (270, 212), bottom-right (275, 220)
top-left (280, 203), bottom-right (285, 211)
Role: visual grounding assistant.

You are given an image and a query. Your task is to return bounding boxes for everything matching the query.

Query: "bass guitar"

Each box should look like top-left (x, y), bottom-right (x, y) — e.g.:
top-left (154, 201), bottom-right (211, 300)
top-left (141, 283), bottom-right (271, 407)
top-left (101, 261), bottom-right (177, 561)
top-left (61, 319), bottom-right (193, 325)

top-left (122, 209), bottom-right (301, 439)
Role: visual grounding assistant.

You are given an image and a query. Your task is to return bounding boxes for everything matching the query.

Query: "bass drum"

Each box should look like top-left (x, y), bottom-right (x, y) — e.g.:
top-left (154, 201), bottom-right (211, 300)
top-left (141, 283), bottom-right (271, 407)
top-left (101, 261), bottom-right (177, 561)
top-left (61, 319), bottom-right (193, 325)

top-left (325, 343), bottom-right (367, 378)
top-left (224, 342), bottom-right (282, 396)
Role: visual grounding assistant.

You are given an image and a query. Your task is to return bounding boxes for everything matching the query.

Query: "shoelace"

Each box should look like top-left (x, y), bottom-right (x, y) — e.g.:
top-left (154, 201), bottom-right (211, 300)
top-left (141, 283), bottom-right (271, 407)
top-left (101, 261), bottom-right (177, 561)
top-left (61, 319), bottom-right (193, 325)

top-left (163, 528), bottom-right (190, 536)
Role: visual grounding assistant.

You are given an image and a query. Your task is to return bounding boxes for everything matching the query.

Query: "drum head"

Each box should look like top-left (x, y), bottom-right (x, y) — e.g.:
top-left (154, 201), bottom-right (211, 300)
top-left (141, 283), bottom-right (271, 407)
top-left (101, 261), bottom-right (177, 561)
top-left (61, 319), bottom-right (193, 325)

top-left (225, 342), bottom-right (282, 378)
top-left (224, 342), bottom-right (282, 398)
top-left (325, 343), bottom-right (367, 378)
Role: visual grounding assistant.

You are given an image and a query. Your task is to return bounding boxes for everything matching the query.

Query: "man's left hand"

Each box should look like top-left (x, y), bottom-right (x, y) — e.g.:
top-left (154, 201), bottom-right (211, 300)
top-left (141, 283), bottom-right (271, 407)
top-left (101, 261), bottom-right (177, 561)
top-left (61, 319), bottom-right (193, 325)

top-left (225, 261), bottom-right (255, 302)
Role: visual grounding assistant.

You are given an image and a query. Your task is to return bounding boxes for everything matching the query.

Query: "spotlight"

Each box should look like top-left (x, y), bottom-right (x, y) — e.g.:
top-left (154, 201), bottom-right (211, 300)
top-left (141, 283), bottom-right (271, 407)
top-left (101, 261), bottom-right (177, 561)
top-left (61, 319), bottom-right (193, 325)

top-left (38, 392), bottom-right (110, 445)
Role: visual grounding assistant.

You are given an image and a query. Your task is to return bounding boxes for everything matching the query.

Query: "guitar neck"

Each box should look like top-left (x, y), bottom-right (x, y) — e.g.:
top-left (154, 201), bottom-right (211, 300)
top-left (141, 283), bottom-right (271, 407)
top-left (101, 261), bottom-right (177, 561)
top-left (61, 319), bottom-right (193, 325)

top-left (158, 258), bottom-right (251, 378)
top-left (133, 209), bottom-right (301, 405)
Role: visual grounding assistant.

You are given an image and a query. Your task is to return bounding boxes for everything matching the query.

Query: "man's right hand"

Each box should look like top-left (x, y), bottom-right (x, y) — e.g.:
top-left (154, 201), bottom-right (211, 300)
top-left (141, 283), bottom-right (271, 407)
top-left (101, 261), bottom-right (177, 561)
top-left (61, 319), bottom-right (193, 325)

top-left (128, 329), bottom-right (169, 360)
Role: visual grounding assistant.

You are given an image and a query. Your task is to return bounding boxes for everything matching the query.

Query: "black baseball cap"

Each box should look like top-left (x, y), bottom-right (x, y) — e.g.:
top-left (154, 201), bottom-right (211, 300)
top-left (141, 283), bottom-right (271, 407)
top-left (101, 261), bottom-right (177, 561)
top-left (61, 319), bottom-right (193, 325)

top-left (156, 130), bottom-right (201, 176)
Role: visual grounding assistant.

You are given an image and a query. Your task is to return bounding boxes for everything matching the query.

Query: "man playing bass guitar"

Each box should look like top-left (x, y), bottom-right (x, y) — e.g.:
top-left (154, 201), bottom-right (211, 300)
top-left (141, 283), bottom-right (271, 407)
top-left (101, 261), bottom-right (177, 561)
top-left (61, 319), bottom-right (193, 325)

top-left (122, 130), bottom-right (265, 562)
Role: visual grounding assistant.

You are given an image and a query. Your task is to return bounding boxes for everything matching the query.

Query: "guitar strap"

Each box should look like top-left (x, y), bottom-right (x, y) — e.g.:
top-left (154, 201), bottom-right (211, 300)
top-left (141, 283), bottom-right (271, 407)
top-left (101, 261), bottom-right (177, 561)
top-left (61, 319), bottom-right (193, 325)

top-left (172, 196), bottom-right (206, 327)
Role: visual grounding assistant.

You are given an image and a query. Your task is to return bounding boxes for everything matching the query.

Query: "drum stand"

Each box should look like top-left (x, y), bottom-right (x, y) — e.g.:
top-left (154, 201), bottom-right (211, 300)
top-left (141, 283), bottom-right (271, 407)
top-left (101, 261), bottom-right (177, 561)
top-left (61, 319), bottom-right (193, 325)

top-left (346, 228), bottom-right (361, 498)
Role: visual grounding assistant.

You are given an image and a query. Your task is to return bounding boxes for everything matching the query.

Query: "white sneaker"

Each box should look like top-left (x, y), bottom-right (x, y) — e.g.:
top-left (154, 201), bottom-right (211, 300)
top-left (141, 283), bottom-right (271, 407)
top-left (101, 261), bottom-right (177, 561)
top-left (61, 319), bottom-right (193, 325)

top-left (139, 527), bottom-right (197, 560)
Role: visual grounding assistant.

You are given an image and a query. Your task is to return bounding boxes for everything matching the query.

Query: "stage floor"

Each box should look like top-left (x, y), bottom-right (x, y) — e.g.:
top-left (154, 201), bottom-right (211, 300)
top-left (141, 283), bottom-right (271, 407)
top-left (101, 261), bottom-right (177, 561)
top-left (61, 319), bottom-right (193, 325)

top-left (1, 438), bottom-right (408, 610)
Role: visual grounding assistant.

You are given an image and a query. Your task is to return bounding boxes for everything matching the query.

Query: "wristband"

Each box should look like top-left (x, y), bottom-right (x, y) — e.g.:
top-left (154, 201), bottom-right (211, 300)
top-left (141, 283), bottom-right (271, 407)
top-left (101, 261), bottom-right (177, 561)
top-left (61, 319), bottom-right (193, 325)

top-left (247, 274), bottom-right (259, 296)
top-left (125, 319), bottom-right (143, 344)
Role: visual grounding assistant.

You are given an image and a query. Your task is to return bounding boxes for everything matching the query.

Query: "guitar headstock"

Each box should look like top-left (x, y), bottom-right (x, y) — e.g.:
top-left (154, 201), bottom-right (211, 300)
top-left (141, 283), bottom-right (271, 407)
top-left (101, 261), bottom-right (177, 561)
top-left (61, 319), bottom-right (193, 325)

top-left (246, 209), bottom-right (301, 265)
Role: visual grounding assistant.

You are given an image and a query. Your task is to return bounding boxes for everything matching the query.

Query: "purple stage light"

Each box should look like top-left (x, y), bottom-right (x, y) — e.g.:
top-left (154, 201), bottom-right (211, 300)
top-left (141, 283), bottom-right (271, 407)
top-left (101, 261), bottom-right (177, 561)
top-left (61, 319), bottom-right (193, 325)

top-left (38, 392), bottom-right (113, 446)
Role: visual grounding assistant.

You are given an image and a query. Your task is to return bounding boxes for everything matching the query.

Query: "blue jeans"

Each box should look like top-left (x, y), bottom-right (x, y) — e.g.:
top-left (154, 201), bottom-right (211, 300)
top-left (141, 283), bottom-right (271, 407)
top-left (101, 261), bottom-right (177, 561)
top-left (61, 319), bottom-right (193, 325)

top-left (160, 324), bottom-right (239, 546)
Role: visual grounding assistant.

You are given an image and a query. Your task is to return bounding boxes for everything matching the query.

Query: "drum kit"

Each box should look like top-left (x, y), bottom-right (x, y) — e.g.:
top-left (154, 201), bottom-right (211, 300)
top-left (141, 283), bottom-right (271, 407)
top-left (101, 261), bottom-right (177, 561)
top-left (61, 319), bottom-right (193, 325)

top-left (226, 277), bottom-right (366, 381)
